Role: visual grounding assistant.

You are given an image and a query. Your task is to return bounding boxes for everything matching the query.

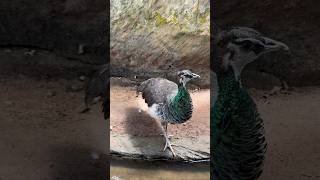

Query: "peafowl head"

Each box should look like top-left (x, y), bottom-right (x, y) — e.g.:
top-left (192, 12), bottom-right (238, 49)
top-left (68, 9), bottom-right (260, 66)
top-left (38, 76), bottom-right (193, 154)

top-left (215, 27), bottom-right (289, 81)
top-left (177, 70), bottom-right (200, 87)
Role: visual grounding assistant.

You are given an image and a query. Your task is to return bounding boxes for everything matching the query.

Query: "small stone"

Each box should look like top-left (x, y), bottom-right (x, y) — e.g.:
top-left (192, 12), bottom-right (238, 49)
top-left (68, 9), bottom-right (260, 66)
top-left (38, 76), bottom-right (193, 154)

top-left (90, 151), bottom-right (100, 160)
top-left (111, 176), bottom-right (123, 180)
top-left (78, 44), bottom-right (85, 54)
top-left (4, 101), bottom-right (14, 106)
top-left (4, 49), bottom-right (12, 53)
top-left (46, 91), bottom-right (57, 97)
top-left (269, 86), bottom-right (281, 96)
top-left (79, 75), bottom-right (86, 81)
top-left (24, 49), bottom-right (36, 56)
top-left (66, 79), bottom-right (84, 92)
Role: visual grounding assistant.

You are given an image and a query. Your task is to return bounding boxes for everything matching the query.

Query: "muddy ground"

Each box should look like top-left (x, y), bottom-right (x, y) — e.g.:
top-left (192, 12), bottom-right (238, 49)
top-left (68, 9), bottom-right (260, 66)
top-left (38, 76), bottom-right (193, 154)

top-left (0, 74), bottom-right (319, 179)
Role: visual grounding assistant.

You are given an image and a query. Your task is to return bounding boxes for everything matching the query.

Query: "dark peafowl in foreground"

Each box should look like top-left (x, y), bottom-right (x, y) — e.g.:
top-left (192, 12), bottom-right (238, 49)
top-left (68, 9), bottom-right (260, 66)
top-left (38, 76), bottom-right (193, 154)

top-left (84, 64), bottom-right (109, 119)
top-left (137, 70), bottom-right (200, 157)
top-left (211, 27), bottom-right (289, 180)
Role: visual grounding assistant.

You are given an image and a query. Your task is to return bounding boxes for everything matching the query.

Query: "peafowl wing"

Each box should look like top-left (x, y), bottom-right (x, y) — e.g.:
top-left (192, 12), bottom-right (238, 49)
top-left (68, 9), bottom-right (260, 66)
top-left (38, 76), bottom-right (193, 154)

top-left (137, 78), bottom-right (178, 107)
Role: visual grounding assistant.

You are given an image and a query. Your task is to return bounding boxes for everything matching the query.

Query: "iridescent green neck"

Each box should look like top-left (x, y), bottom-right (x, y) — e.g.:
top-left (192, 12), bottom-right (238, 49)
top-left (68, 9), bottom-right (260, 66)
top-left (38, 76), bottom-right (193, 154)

top-left (173, 84), bottom-right (191, 106)
top-left (168, 83), bottom-right (193, 123)
top-left (217, 67), bottom-right (241, 94)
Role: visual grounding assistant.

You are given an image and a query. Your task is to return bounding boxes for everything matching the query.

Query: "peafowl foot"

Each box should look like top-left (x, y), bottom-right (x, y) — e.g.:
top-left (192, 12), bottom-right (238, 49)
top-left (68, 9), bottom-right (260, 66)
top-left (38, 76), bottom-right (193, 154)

top-left (162, 134), bottom-right (176, 157)
top-left (160, 122), bottom-right (176, 157)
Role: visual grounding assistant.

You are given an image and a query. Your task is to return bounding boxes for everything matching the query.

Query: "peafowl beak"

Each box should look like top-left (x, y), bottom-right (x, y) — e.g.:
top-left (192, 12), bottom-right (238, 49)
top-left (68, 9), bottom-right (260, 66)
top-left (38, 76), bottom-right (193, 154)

top-left (261, 36), bottom-right (290, 54)
top-left (191, 73), bottom-right (200, 79)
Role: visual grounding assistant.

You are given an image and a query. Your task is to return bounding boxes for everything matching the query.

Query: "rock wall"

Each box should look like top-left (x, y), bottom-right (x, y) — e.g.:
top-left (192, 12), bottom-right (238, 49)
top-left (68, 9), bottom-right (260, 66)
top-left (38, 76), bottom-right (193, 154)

top-left (110, 0), bottom-right (210, 87)
top-left (0, 0), bottom-right (107, 64)
top-left (1, 0), bottom-right (319, 87)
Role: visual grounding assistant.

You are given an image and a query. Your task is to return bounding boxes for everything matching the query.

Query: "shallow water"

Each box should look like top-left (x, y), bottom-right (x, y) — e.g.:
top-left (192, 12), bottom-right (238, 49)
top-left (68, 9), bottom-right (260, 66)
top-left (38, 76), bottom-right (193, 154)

top-left (110, 159), bottom-right (210, 180)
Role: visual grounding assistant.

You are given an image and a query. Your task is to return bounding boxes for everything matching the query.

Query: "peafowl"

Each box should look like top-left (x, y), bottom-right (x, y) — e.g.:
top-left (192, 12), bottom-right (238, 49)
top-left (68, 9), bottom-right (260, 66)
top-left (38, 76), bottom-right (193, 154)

top-left (211, 27), bottom-right (289, 180)
top-left (137, 70), bottom-right (200, 157)
top-left (84, 64), bottom-right (109, 119)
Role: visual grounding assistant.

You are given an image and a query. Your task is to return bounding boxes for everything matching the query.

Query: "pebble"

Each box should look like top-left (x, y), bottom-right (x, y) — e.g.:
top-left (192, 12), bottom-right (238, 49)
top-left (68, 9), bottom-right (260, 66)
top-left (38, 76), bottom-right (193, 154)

top-left (111, 176), bottom-right (123, 180)
top-left (4, 101), bottom-right (14, 106)
top-left (46, 91), bottom-right (57, 97)
top-left (90, 151), bottom-right (100, 160)
top-left (79, 75), bottom-right (87, 81)
top-left (78, 44), bottom-right (85, 54)
top-left (24, 49), bottom-right (36, 56)
top-left (269, 86), bottom-right (281, 96)
top-left (4, 49), bottom-right (12, 53)
top-left (65, 79), bottom-right (84, 92)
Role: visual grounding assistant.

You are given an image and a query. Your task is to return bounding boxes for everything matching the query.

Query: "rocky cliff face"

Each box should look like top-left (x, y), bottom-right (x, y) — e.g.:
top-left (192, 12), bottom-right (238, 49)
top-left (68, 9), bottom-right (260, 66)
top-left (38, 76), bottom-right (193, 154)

top-left (111, 0), bottom-right (320, 88)
top-left (0, 0), bottom-right (107, 64)
top-left (0, 0), bottom-right (319, 87)
top-left (110, 0), bottom-right (210, 87)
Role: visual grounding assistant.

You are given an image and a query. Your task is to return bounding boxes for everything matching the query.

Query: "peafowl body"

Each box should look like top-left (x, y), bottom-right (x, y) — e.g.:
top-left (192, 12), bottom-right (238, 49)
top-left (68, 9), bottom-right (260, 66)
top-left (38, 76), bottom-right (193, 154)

top-left (137, 70), bottom-right (200, 156)
top-left (211, 27), bottom-right (289, 180)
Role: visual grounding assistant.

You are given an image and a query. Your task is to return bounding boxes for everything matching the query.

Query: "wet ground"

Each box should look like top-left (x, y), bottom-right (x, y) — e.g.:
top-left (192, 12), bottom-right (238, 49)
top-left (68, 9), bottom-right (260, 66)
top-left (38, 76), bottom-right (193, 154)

top-left (0, 74), bottom-right (320, 179)
top-left (110, 159), bottom-right (210, 180)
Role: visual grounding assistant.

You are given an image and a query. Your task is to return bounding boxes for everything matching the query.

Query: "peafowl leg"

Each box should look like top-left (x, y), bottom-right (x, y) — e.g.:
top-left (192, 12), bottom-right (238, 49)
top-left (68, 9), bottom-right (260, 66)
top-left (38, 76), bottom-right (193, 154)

top-left (160, 122), bottom-right (176, 157)
top-left (162, 123), bottom-right (173, 138)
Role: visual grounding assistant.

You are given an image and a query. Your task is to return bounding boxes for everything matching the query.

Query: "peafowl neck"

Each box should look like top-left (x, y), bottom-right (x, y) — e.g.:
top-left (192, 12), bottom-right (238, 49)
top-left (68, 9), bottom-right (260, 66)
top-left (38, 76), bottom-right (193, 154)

top-left (167, 83), bottom-right (193, 124)
top-left (216, 67), bottom-right (241, 97)
top-left (173, 84), bottom-right (192, 105)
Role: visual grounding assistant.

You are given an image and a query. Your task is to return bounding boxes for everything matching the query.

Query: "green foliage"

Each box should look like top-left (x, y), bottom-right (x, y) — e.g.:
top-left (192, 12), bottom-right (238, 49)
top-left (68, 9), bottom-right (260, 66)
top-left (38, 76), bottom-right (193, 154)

top-left (154, 12), bottom-right (168, 26)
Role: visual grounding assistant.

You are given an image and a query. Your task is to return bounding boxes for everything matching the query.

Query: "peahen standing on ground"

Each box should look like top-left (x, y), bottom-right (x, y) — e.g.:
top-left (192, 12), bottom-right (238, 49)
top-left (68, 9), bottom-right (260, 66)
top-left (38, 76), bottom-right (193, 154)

top-left (84, 64), bottom-right (109, 119)
top-left (137, 70), bottom-right (200, 157)
top-left (211, 27), bottom-right (289, 180)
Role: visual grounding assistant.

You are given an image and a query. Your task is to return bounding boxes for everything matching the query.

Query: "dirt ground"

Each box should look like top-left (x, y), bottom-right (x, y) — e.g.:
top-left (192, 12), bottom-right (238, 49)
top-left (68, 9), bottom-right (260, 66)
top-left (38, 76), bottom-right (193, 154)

top-left (0, 76), bottom-right (108, 180)
top-left (256, 87), bottom-right (320, 180)
top-left (0, 74), bottom-right (320, 179)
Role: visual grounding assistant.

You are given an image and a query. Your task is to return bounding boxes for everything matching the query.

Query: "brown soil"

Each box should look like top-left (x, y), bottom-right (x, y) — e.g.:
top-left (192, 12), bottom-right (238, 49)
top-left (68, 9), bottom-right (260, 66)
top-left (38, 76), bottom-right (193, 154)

top-left (255, 87), bottom-right (320, 180)
top-left (0, 76), bottom-right (108, 180)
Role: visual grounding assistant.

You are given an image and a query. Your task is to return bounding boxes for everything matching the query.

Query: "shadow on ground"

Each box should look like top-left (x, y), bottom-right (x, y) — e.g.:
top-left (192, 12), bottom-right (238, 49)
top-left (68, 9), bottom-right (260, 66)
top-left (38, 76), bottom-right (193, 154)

top-left (123, 107), bottom-right (166, 156)
top-left (124, 107), bottom-right (162, 136)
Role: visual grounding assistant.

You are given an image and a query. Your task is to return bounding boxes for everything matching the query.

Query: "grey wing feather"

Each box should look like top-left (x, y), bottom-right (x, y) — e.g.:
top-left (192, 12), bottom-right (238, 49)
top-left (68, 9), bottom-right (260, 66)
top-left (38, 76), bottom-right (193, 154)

top-left (137, 78), bottom-right (178, 107)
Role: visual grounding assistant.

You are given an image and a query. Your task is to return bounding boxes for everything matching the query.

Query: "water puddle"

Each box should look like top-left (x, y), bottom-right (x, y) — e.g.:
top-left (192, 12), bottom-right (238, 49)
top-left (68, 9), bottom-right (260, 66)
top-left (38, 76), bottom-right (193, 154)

top-left (111, 159), bottom-right (210, 180)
